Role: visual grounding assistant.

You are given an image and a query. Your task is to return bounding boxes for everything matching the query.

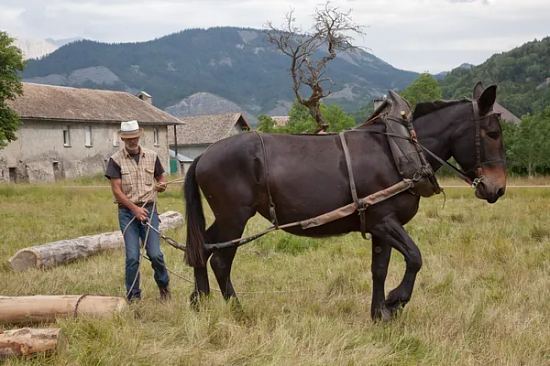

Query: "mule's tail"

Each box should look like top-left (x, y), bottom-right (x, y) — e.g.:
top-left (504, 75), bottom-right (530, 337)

top-left (184, 156), bottom-right (206, 267)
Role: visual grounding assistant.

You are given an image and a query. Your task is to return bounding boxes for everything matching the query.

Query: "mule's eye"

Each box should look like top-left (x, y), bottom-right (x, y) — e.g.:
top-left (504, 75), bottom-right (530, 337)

top-left (487, 131), bottom-right (500, 140)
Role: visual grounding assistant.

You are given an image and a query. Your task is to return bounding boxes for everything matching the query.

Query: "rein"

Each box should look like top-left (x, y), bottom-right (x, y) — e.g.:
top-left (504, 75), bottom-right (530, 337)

top-left (366, 99), bottom-right (505, 189)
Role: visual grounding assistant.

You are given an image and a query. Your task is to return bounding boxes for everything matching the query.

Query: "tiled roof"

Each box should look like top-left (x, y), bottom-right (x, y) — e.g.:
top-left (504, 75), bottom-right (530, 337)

top-left (8, 82), bottom-right (182, 125)
top-left (169, 112), bottom-right (250, 145)
top-left (494, 102), bottom-right (521, 124)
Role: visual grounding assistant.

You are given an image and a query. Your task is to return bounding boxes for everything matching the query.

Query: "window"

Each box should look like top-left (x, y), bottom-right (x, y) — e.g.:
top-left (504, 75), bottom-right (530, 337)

top-left (85, 126), bottom-right (92, 147)
top-left (63, 126), bottom-right (71, 147)
top-left (113, 130), bottom-right (119, 147)
top-left (153, 128), bottom-right (160, 146)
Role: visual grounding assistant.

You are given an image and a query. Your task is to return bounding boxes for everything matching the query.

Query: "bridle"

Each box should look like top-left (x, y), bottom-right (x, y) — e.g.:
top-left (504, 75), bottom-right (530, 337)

top-left (417, 100), bottom-right (505, 189)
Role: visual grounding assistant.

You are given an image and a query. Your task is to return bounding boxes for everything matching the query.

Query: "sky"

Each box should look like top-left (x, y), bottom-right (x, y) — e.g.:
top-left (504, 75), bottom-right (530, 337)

top-left (1, 0), bottom-right (549, 73)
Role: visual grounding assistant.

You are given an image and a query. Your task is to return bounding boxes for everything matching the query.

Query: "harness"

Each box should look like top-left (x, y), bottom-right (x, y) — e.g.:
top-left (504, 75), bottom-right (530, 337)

top-left (419, 100), bottom-right (505, 188)
top-left (339, 132), bottom-right (368, 239)
top-left (203, 93), bottom-right (436, 248)
top-left (161, 94), bottom-right (505, 252)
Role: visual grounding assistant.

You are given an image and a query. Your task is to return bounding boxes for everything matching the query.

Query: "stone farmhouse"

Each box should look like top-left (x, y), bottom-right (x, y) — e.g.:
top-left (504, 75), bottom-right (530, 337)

top-left (169, 112), bottom-right (250, 173)
top-left (0, 83), bottom-right (182, 183)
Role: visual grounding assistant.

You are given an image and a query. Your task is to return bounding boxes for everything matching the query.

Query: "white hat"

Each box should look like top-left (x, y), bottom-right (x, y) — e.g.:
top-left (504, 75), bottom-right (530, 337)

top-left (119, 120), bottom-right (143, 139)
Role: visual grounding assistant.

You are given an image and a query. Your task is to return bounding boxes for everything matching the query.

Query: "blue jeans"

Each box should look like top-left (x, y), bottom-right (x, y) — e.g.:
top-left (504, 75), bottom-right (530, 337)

top-left (118, 203), bottom-right (169, 300)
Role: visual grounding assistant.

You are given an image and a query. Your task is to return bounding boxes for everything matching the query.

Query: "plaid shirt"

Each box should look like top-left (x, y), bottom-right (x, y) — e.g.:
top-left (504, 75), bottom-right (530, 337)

top-left (110, 147), bottom-right (158, 204)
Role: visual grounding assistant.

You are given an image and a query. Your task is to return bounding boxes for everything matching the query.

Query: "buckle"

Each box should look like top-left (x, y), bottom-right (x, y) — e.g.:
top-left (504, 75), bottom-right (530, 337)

top-left (471, 176), bottom-right (484, 188)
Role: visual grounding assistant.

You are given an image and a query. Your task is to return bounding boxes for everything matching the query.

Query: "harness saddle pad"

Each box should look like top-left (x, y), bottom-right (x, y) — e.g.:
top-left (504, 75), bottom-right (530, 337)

top-left (366, 91), bottom-right (441, 197)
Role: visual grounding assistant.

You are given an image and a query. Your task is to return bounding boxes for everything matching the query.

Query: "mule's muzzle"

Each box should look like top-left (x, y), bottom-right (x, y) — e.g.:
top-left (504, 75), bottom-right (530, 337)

top-left (475, 180), bottom-right (506, 204)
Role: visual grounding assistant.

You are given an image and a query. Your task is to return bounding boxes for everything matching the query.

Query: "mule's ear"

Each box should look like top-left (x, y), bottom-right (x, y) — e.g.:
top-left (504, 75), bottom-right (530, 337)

top-left (477, 84), bottom-right (497, 116)
top-left (473, 81), bottom-right (484, 99)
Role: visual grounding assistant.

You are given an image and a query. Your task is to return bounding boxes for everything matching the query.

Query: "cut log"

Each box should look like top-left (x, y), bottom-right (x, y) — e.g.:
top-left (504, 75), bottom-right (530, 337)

top-left (0, 328), bottom-right (63, 359)
top-left (0, 295), bottom-right (127, 324)
top-left (9, 210), bottom-right (184, 271)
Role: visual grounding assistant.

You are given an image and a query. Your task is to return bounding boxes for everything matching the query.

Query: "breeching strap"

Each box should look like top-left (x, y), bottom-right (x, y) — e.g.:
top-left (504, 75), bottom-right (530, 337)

top-left (339, 132), bottom-right (368, 239)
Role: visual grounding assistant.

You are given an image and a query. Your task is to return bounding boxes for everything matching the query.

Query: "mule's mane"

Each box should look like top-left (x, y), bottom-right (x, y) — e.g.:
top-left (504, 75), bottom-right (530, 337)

top-left (413, 99), bottom-right (469, 119)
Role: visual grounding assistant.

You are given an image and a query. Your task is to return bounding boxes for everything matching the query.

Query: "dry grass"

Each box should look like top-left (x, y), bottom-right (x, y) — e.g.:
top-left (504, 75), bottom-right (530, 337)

top-left (0, 176), bottom-right (549, 365)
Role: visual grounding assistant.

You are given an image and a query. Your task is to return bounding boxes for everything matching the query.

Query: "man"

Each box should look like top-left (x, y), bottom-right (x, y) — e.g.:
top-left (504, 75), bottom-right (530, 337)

top-left (105, 120), bottom-right (170, 302)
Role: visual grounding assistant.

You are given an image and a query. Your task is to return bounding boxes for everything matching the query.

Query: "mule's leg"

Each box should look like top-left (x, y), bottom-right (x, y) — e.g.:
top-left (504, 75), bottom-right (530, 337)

top-left (209, 211), bottom-right (252, 302)
top-left (370, 235), bottom-right (392, 321)
top-left (210, 247), bottom-right (238, 301)
top-left (372, 217), bottom-right (422, 317)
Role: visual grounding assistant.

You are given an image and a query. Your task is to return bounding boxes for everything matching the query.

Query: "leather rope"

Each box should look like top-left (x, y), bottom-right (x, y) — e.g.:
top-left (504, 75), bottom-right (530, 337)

top-left (73, 294), bottom-right (88, 318)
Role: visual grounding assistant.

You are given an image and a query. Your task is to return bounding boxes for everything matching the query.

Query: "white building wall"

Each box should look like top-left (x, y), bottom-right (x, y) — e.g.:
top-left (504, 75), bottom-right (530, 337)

top-left (0, 120), bottom-right (170, 183)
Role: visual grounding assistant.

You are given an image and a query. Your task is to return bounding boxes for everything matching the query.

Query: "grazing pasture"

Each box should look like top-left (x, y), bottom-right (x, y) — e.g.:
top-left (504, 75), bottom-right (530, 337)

top-left (0, 177), bottom-right (548, 365)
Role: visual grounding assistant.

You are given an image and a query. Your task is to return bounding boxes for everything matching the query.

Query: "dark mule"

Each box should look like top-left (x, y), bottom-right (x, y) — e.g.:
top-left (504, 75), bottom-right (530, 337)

top-left (184, 84), bottom-right (506, 320)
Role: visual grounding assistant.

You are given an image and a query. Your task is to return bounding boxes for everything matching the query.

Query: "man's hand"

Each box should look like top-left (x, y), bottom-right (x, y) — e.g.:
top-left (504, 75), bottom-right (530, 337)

top-left (155, 182), bottom-right (167, 192)
top-left (132, 206), bottom-right (150, 222)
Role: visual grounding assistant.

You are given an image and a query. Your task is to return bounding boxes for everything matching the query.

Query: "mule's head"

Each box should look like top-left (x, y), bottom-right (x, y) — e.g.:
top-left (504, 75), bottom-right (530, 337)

top-left (451, 83), bottom-right (507, 203)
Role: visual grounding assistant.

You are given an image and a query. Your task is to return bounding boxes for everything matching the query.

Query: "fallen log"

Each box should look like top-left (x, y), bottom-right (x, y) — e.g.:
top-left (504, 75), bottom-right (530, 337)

top-left (8, 210), bottom-right (184, 272)
top-left (0, 295), bottom-right (127, 324)
top-left (0, 328), bottom-right (63, 359)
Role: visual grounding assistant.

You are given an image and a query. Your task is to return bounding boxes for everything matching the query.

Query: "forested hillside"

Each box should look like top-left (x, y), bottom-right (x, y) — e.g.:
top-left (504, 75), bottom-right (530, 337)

top-left (440, 37), bottom-right (550, 117)
top-left (23, 27), bottom-right (418, 116)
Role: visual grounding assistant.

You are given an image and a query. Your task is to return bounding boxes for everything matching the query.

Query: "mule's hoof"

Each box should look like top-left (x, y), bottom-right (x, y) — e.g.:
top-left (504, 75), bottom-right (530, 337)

top-left (228, 296), bottom-right (242, 310)
top-left (189, 291), bottom-right (202, 311)
top-left (372, 306), bottom-right (393, 322)
top-left (385, 289), bottom-right (409, 312)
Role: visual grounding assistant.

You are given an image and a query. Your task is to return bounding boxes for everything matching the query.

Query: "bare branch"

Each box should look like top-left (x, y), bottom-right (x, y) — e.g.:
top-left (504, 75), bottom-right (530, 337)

top-left (266, 1), bottom-right (364, 132)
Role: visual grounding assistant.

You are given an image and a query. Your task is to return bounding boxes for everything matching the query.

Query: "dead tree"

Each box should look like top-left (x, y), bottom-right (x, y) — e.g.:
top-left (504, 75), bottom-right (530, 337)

top-left (267, 2), bottom-right (363, 132)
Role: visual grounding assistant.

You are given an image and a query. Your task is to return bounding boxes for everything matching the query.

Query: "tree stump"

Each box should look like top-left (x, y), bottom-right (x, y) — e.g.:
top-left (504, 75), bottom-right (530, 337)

top-left (8, 210), bottom-right (183, 271)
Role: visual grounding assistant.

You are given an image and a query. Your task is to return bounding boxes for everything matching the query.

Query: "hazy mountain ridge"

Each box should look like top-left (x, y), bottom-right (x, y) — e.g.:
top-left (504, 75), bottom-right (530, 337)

top-left (23, 27), bottom-right (418, 116)
top-left (14, 36), bottom-right (82, 60)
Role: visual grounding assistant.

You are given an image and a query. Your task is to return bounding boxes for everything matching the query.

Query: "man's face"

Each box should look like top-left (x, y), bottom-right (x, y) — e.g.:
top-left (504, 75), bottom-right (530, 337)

top-left (122, 137), bottom-right (140, 152)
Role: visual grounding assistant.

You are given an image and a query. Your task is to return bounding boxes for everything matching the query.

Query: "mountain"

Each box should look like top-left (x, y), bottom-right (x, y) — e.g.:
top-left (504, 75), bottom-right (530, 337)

top-left (14, 37), bottom-right (81, 60)
top-left (22, 27), bottom-right (418, 116)
top-left (440, 37), bottom-right (550, 117)
top-left (165, 91), bottom-right (259, 124)
top-left (433, 63), bottom-right (474, 80)
top-left (14, 38), bottom-right (57, 60)
top-left (165, 92), bottom-right (242, 117)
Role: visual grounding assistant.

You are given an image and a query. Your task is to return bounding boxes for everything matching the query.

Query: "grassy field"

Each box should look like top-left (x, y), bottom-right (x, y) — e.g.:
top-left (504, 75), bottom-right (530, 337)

top-left (0, 176), bottom-right (549, 365)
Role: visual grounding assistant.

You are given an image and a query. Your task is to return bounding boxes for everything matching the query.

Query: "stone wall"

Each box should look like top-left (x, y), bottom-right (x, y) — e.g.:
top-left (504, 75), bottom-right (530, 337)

top-left (0, 119), bottom-right (170, 183)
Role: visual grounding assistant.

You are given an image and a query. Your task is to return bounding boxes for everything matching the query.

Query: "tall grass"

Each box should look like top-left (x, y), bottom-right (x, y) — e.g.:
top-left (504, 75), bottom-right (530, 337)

top-left (0, 178), bottom-right (549, 365)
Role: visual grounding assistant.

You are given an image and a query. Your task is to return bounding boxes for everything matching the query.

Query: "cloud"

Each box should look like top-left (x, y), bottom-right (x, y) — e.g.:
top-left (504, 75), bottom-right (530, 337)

top-left (447, 0), bottom-right (489, 4)
top-left (1, 0), bottom-right (548, 72)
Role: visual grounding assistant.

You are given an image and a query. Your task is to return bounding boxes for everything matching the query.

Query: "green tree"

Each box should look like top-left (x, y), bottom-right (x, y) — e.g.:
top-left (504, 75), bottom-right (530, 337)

top-left (256, 114), bottom-right (277, 132)
top-left (284, 102), bottom-right (317, 134)
top-left (507, 107), bottom-right (550, 176)
top-left (0, 31), bottom-right (24, 147)
top-left (401, 73), bottom-right (442, 108)
top-left (263, 101), bottom-right (355, 134)
top-left (353, 102), bottom-right (374, 124)
top-left (321, 103), bottom-right (356, 132)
